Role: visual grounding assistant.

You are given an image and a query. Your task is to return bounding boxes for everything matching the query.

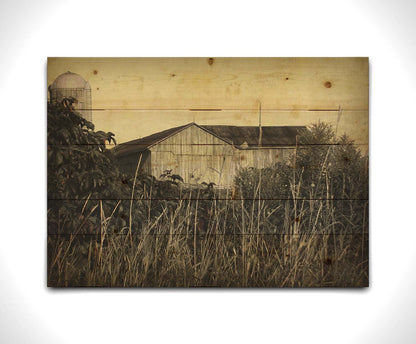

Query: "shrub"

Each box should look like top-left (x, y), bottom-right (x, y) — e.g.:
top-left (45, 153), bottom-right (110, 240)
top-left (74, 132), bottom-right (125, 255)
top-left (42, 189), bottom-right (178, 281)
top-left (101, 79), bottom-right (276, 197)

top-left (234, 122), bottom-right (368, 233)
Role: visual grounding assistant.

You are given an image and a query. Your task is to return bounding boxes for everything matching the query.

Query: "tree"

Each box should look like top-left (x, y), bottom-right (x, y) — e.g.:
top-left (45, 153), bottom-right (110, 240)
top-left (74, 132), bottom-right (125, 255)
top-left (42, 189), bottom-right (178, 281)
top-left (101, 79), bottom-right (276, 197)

top-left (294, 122), bottom-right (368, 200)
top-left (47, 97), bottom-right (119, 200)
top-left (47, 98), bottom-right (122, 234)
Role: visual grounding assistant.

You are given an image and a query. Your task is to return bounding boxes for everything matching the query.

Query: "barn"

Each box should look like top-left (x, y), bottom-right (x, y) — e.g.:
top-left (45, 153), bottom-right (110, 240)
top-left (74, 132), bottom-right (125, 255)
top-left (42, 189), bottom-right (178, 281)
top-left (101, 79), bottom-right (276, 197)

top-left (113, 123), bottom-right (305, 187)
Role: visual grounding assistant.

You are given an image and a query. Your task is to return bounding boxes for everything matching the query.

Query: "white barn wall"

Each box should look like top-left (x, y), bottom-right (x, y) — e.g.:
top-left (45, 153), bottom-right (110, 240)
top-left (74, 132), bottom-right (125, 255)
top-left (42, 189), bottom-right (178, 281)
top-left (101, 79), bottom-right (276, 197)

top-left (148, 124), bottom-right (294, 187)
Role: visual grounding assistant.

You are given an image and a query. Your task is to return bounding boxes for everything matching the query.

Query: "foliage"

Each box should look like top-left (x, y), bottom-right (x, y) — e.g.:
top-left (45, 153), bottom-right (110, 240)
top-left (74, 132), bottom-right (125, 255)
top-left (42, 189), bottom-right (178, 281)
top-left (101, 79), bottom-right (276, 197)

top-left (234, 122), bottom-right (368, 233)
top-left (47, 97), bottom-right (119, 200)
top-left (294, 123), bottom-right (368, 201)
top-left (47, 98), bottom-right (121, 234)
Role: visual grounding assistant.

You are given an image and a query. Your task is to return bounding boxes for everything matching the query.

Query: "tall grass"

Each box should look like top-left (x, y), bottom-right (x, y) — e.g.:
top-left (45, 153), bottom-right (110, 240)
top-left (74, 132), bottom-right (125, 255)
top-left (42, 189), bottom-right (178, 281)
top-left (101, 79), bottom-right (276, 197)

top-left (47, 166), bottom-right (368, 287)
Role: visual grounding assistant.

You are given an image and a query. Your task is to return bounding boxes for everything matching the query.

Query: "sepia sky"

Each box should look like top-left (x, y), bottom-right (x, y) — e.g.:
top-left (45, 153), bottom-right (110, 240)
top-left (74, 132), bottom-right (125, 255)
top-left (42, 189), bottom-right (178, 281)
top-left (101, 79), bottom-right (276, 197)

top-left (47, 57), bottom-right (369, 148)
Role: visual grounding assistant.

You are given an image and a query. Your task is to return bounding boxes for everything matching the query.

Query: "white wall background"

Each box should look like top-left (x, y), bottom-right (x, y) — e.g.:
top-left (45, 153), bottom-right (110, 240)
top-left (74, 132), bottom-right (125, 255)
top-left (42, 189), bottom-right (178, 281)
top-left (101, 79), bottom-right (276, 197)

top-left (0, 0), bottom-right (415, 343)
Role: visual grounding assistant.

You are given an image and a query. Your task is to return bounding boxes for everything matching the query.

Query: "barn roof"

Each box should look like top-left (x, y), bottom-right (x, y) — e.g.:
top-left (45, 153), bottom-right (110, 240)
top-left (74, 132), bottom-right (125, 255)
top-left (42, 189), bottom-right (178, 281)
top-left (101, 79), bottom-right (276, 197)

top-left (112, 123), bottom-right (192, 156)
top-left (201, 125), bottom-right (305, 147)
top-left (113, 123), bottom-right (306, 156)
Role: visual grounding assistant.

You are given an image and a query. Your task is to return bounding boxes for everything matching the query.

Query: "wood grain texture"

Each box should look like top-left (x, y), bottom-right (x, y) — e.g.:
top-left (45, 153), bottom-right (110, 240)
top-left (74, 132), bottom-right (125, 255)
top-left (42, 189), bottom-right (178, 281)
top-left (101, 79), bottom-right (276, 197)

top-left (48, 57), bottom-right (368, 110)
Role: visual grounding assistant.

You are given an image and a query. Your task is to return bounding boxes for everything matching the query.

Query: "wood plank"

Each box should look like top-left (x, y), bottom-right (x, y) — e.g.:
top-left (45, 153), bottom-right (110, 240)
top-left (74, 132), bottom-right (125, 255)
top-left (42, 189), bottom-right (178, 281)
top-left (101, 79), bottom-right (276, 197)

top-left (48, 57), bottom-right (368, 111)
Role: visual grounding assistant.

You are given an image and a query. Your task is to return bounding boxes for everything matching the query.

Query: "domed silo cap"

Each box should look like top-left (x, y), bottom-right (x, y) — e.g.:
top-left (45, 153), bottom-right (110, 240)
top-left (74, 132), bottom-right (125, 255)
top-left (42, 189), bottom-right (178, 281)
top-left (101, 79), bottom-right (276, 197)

top-left (51, 71), bottom-right (89, 89)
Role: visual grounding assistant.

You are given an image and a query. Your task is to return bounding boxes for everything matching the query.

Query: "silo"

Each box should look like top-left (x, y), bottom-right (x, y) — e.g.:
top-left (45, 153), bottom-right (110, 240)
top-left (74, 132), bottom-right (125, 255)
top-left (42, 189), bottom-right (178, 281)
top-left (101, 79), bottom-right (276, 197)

top-left (49, 71), bottom-right (92, 122)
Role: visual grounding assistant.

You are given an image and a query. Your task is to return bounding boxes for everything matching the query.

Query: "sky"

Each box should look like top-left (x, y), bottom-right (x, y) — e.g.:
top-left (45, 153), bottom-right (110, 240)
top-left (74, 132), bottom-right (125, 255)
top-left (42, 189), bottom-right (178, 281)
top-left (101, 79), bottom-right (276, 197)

top-left (47, 57), bottom-right (369, 148)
